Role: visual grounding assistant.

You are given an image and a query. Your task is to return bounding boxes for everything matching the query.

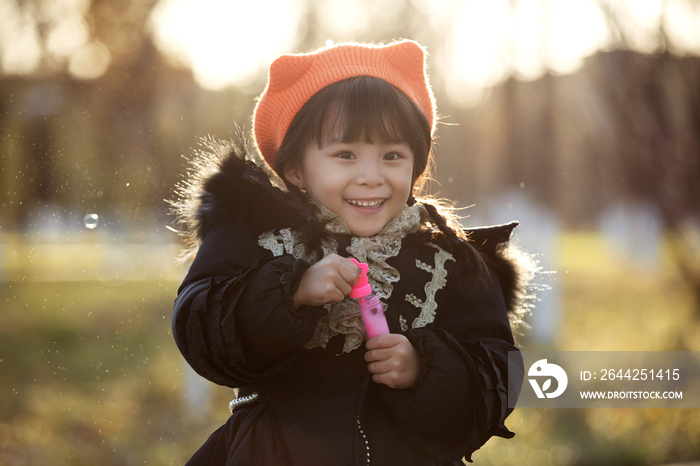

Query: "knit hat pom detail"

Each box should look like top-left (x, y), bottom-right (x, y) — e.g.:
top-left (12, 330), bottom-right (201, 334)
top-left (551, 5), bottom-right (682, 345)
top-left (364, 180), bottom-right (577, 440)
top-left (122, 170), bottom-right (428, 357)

top-left (267, 54), bottom-right (314, 93)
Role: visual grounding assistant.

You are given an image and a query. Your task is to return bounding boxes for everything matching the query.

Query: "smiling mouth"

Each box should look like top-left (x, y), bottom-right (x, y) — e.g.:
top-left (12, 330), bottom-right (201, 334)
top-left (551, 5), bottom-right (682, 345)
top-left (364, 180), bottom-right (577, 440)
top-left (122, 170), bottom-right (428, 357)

top-left (345, 199), bottom-right (386, 208)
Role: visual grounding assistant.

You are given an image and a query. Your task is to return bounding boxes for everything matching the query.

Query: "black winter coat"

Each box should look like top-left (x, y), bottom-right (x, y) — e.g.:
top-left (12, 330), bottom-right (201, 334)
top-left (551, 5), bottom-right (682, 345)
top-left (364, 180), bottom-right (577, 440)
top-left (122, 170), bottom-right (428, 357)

top-left (171, 137), bottom-right (527, 466)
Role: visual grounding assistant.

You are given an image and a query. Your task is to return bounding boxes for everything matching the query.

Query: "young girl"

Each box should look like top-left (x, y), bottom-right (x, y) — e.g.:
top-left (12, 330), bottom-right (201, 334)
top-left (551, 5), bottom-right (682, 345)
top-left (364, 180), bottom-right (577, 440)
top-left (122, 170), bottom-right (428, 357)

top-left (171, 40), bottom-right (530, 466)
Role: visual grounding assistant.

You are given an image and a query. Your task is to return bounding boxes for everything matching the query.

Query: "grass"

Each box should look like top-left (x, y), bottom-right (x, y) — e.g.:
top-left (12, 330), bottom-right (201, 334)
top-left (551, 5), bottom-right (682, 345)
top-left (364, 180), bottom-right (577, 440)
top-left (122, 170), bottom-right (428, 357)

top-left (556, 232), bottom-right (698, 352)
top-left (0, 280), bottom-right (233, 466)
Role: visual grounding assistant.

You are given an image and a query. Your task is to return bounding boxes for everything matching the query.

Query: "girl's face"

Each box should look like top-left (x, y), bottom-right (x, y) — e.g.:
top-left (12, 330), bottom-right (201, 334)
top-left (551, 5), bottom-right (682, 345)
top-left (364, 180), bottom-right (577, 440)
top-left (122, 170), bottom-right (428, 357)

top-left (284, 138), bottom-right (414, 237)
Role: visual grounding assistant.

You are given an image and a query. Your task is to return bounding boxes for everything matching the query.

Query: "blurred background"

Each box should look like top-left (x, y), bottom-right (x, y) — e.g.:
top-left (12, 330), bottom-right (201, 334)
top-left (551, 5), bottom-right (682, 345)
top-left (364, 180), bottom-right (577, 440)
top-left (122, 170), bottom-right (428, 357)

top-left (1, 0), bottom-right (699, 464)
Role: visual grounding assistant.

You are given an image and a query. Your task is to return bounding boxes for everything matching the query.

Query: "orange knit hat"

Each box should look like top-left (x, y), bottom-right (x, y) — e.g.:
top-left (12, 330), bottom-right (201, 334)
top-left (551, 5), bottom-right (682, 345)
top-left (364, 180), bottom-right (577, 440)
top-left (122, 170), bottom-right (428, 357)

top-left (253, 40), bottom-right (436, 167)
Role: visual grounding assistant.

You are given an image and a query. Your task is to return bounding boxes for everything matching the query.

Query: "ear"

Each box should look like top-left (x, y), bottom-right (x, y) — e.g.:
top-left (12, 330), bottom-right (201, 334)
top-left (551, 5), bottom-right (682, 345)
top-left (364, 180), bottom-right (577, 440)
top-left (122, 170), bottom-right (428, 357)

top-left (283, 158), bottom-right (305, 190)
top-left (268, 54), bottom-right (313, 93)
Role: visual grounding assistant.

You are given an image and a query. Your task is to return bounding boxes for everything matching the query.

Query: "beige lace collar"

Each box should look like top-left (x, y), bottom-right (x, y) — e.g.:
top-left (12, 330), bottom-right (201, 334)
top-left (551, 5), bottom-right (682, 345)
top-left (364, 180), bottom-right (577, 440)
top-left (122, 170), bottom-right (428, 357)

top-left (316, 202), bottom-right (430, 237)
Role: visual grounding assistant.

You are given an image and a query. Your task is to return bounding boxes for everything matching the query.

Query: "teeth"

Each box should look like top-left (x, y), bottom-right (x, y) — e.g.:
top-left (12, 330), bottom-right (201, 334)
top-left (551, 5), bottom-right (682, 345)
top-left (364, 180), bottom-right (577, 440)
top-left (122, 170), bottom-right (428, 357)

top-left (347, 199), bottom-right (383, 208)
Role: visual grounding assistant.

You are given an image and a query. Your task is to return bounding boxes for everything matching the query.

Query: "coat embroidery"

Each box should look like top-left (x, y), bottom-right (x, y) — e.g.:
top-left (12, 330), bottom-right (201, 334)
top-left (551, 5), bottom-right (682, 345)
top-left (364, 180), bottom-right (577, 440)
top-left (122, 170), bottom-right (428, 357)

top-left (406, 243), bottom-right (455, 329)
top-left (399, 315), bottom-right (408, 332)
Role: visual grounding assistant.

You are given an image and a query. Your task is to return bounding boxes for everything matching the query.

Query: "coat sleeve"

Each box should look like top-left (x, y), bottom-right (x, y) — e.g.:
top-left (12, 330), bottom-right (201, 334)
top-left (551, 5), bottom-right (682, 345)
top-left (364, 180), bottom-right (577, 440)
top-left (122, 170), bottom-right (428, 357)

top-left (378, 261), bottom-right (524, 462)
top-left (172, 217), bottom-right (325, 388)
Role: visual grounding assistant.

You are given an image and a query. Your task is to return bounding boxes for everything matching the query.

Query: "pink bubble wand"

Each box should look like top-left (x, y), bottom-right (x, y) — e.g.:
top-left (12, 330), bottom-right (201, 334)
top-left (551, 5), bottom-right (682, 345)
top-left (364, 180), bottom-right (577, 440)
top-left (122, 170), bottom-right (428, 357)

top-left (349, 258), bottom-right (390, 339)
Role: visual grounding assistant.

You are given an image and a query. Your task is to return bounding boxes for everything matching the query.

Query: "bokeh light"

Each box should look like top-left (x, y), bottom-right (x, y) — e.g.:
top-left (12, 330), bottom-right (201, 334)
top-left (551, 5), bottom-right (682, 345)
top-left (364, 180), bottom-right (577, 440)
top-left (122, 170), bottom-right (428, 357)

top-left (149, 0), bottom-right (303, 90)
top-left (1, 8), bottom-right (42, 75)
top-left (68, 41), bottom-right (111, 80)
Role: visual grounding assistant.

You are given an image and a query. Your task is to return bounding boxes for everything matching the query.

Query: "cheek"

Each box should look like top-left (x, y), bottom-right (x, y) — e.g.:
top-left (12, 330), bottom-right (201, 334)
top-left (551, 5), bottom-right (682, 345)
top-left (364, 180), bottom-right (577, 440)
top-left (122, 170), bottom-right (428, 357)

top-left (395, 167), bottom-right (414, 195)
top-left (307, 164), bottom-right (348, 192)
top-left (302, 169), bottom-right (346, 205)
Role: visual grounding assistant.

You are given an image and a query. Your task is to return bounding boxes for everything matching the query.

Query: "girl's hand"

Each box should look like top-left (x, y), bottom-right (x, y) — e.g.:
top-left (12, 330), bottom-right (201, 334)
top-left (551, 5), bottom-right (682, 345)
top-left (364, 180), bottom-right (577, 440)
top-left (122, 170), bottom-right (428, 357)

top-left (365, 334), bottom-right (422, 389)
top-left (293, 254), bottom-right (359, 308)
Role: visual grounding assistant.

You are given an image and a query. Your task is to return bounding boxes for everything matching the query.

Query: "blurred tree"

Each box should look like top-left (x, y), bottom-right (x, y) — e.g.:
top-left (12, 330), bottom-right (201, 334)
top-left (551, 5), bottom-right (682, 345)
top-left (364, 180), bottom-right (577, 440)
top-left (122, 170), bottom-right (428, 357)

top-left (596, 50), bottom-right (700, 317)
top-left (0, 0), bottom-right (210, 230)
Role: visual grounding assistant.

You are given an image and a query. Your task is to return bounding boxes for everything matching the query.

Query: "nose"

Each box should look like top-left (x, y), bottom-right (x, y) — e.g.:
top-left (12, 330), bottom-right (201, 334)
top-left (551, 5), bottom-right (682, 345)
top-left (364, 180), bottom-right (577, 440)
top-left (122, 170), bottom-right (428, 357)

top-left (355, 158), bottom-right (385, 187)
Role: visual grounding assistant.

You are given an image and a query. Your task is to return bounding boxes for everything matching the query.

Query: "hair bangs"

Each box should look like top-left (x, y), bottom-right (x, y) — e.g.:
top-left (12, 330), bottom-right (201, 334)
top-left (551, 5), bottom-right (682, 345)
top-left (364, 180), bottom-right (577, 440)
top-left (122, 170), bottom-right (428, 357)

top-left (313, 81), bottom-right (404, 147)
top-left (311, 78), bottom-right (427, 151)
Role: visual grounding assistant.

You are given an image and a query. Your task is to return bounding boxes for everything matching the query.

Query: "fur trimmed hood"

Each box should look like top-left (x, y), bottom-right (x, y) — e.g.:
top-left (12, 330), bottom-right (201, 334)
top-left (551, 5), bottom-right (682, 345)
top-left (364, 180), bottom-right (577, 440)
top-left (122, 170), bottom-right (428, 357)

top-left (169, 129), bottom-right (320, 257)
top-left (169, 128), bottom-right (535, 332)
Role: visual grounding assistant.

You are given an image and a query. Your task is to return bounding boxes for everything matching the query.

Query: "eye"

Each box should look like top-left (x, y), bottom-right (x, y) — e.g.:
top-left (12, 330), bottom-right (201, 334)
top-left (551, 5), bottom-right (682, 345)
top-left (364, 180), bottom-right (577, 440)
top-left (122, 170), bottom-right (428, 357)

top-left (383, 152), bottom-right (402, 161)
top-left (335, 151), bottom-right (355, 160)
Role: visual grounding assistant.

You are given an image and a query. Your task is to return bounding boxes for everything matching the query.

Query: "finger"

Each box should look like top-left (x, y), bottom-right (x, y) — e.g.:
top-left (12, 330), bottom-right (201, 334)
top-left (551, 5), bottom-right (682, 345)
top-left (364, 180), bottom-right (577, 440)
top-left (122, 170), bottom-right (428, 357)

top-left (364, 348), bottom-right (392, 363)
top-left (372, 373), bottom-right (402, 389)
top-left (320, 279), bottom-right (345, 303)
top-left (368, 356), bottom-right (402, 374)
top-left (367, 360), bottom-right (394, 374)
top-left (365, 349), bottom-right (389, 362)
top-left (372, 373), bottom-right (388, 386)
top-left (333, 275), bottom-right (352, 297)
top-left (337, 259), bottom-right (360, 285)
top-left (365, 334), bottom-right (399, 350)
top-left (330, 288), bottom-right (346, 303)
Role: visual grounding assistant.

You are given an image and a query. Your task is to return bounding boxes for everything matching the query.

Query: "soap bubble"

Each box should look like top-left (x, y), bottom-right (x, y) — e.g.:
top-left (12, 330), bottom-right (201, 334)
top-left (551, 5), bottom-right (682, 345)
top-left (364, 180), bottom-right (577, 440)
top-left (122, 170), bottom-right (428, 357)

top-left (84, 213), bottom-right (99, 229)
